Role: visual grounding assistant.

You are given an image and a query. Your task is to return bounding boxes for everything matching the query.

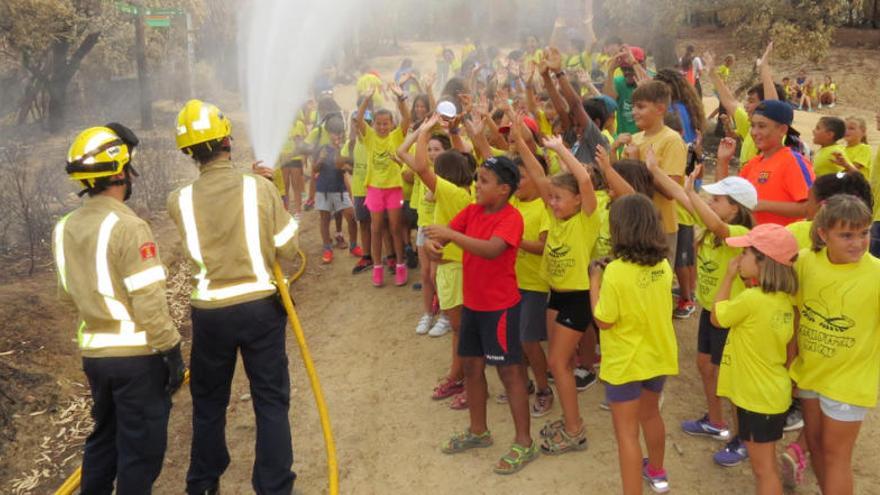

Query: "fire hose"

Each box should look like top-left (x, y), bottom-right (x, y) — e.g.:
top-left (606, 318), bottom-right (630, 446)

top-left (55, 249), bottom-right (339, 495)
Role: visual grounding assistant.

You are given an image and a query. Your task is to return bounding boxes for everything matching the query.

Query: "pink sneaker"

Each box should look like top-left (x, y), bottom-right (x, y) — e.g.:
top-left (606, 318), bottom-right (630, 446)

top-left (395, 263), bottom-right (407, 286)
top-left (372, 265), bottom-right (384, 287)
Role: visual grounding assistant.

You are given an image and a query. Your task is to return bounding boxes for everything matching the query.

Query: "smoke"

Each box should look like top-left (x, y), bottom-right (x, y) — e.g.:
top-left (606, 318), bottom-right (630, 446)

top-left (237, 0), bottom-right (364, 167)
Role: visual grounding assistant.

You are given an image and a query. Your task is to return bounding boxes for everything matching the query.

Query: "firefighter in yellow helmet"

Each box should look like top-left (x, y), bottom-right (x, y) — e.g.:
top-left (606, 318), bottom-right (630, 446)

top-left (53, 123), bottom-right (184, 493)
top-left (167, 100), bottom-right (299, 495)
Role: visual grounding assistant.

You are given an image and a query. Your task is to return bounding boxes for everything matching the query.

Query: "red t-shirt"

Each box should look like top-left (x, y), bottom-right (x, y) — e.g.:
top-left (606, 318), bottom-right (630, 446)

top-left (449, 203), bottom-right (523, 311)
top-left (740, 147), bottom-right (815, 226)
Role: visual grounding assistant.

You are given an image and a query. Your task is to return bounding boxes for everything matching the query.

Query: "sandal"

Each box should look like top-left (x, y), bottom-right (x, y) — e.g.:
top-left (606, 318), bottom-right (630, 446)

top-left (539, 418), bottom-right (565, 438)
top-left (780, 442), bottom-right (807, 488)
top-left (540, 424), bottom-right (588, 455)
top-left (493, 441), bottom-right (539, 475)
top-left (449, 391), bottom-right (468, 410)
top-left (441, 429), bottom-right (493, 454)
top-left (432, 377), bottom-right (464, 400)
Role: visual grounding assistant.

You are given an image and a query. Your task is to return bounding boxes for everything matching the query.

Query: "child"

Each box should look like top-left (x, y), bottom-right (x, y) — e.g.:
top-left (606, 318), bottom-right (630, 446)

top-left (830, 116), bottom-right (873, 178)
top-left (396, 124), bottom-right (452, 335)
top-left (355, 86), bottom-right (411, 287)
top-left (623, 80), bottom-right (688, 264)
top-left (713, 224), bottom-right (799, 494)
top-left (411, 114), bottom-right (474, 408)
top-left (818, 76), bottom-right (837, 109)
top-left (590, 194), bottom-right (678, 494)
top-left (811, 116), bottom-right (847, 177)
top-left (428, 155), bottom-right (537, 475)
top-left (799, 78), bottom-right (816, 112)
top-left (344, 106), bottom-right (373, 274)
top-left (314, 117), bottom-right (358, 264)
top-left (509, 156), bottom-right (553, 417)
top-left (515, 123), bottom-right (598, 455)
top-left (789, 194), bottom-right (880, 495)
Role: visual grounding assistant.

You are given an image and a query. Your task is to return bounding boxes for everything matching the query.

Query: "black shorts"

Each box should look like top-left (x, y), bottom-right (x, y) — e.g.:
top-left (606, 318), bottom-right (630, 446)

top-left (402, 200), bottom-right (418, 228)
top-left (282, 159), bottom-right (304, 169)
top-left (737, 406), bottom-right (786, 443)
top-left (675, 224), bottom-right (695, 268)
top-left (353, 196), bottom-right (370, 223)
top-left (458, 304), bottom-right (522, 366)
top-left (547, 290), bottom-right (592, 332)
top-left (697, 309), bottom-right (729, 366)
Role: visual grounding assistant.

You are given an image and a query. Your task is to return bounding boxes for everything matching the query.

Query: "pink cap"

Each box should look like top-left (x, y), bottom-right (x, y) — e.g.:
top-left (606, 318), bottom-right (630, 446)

top-left (725, 224), bottom-right (799, 266)
top-left (620, 46), bottom-right (646, 67)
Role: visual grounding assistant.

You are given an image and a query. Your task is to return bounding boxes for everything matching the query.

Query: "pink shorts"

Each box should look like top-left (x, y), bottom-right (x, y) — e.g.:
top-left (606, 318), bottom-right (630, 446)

top-left (365, 186), bottom-right (403, 213)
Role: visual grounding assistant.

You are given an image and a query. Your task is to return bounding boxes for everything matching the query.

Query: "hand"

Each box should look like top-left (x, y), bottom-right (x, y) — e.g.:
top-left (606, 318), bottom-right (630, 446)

top-left (758, 40), bottom-right (774, 67)
top-left (389, 83), bottom-right (404, 99)
top-left (620, 46), bottom-right (636, 65)
top-left (830, 151), bottom-right (852, 169)
top-left (716, 137), bottom-right (737, 163)
top-left (252, 161), bottom-right (275, 180)
top-left (421, 113), bottom-right (441, 134)
top-left (424, 239), bottom-right (444, 259)
top-left (612, 133), bottom-right (632, 150)
top-left (595, 144), bottom-right (611, 169)
top-left (588, 258), bottom-right (610, 278)
top-left (424, 224), bottom-right (455, 243)
top-left (624, 142), bottom-right (640, 160)
top-left (727, 254), bottom-right (743, 278)
top-left (538, 59), bottom-right (549, 76)
top-left (545, 47), bottom-right (563, 71)
top-left (684, 163), bottom-right (703, 193)
top-left (645, 146), bottom-right (659, 173)
top-left (161, 343), bottom-right (186, 395)
top-left (542, 134), bottom-right (565, 152)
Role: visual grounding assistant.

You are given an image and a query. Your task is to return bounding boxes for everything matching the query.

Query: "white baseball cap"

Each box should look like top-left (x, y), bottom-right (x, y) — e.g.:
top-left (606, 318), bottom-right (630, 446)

top-left (436, 100), bottom-right (457, 118)
top-left (701, 176), bottom-right (758, 210)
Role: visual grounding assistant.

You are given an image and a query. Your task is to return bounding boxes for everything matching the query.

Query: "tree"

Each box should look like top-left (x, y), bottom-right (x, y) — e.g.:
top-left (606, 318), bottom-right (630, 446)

top-left (0, 0), bottom-right (104, 132)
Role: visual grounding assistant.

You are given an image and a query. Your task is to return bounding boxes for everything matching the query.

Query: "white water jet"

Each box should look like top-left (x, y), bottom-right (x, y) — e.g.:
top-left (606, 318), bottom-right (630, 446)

top-left (238, 0), bottom-right (363, 166)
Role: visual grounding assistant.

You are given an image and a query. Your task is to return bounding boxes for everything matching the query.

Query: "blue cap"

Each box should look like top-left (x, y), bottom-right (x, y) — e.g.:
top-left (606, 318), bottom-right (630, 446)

top-left (482, 155), bottom-right (520, 190)
top-left (753, 99), bottom-right (793, 127)
top-left (596, 95), bottom-right (618, 114)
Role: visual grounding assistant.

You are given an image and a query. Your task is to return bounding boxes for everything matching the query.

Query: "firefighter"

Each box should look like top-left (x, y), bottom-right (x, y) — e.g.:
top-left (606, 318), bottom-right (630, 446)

top-left (54, 123), bottom-right (185, 494)
top-left (168, 100), bottom-right (299, 495)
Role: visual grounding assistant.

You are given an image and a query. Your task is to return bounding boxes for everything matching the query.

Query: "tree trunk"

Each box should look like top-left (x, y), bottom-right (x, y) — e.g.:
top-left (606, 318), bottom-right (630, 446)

top-left (45, 32), bottom-right (101, 133)
top-left (651, 32), bottom-right (678, 70)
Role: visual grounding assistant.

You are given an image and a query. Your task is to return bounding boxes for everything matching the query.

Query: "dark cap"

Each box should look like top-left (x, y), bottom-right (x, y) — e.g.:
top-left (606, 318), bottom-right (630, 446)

top-left (482, 155), bottom-right (520, 190)
top-left (753, 100), bottom-right (794, 127)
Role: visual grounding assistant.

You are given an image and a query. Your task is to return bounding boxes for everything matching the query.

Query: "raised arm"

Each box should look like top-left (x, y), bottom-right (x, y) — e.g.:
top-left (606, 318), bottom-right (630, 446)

top-left (603, 55), bottom-right (620, 99)
top-left (512, 119), bottom-right (553, 204)
top-left (595, 144), bottom-right (635, 197)
top-left (544, 134), bottom-right (597, 215)
top-left (548, 47), bottom-right (588, 130)
top-left (715, 136), bottom-right (736, 178)
top-left (355, 89), bottom-right (374, 137)
top-left (464, 114), bottom-right (493, 162)
top-left (540, 64), bottom-right (572, 131)
top-left (413, 114), bottom-right (441, 192)
top-left (758, 41), bottom-right (778, 101)
top-left (684, 165), bottom-right (730, 239)
top-left (423, 72), bottom-right (437, 110)
top-left (704, 53), bottom-right (738, 118)
top-left (645, 146), bottom-right (693, 209)
top-left (390, 83), bottom-right (411, 134)
top-left (396, 119), bottom-right (425, 167)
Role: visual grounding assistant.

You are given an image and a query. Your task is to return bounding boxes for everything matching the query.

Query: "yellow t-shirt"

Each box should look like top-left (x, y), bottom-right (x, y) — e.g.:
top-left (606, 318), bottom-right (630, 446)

top-left (677, 203), bottom-right (695, 227)
top-left (594, 259), bottom-right (679, 385)
top-left (812, 143), bottom-right (847, 177)
top-left (401, 170), bottom-right (414, 201)
top-left (734, 107), bottom-right (759, 164)
top-left (716, 65), bottom-right (731, 82)
top-left (281, 120), bottom-right (307, 161)
top-left (633, 126), bottom-right (688, 234)
top-left (716, 288), bottom-right (795, 414)
top-left (433, 177), bottom-right (474, 262)
top-left (511, 196), bottom-right (550, 293)
top-left (362, 126), bottom-right (404, 189)
top-left (304, 125), bottom-right (332, 148)
top-left (786, 220), bottom-right (812, 250)
top-left (844, 143), bottom-right (873, 178)
top-left (790, 248), bottom-right (880, 407)
top-left (541, 209), bottom-right (600, 291)
top-left (537, 110), bottom-right (553, 137)
top-left (695, 224), bottom-right (748, 310)
top-left (413, 177), bottom-right (436, 228)
top-left (356, 73), bottom-right (384, 107)
top-left (601, 129), bottom-right (615, 148)
top-left (591, 190), bottom-right (612, 261)
top-left (818, 83), bottom-right (837, 95)
top-left (272, 168), bottom-right (285, 196)
top-left (341, 140), bottom-right (369, 197)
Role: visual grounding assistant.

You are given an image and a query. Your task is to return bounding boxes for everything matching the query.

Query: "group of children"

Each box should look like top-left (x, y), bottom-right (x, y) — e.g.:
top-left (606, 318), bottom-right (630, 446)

top-left (277, 35), bottom-right (880, 494)
top-left (782, 72), bottom-right (838, 111)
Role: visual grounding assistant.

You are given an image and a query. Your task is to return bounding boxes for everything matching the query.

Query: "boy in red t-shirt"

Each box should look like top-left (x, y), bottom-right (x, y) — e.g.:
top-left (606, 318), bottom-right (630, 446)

top-left (424, 156), bottom-right (536, 475)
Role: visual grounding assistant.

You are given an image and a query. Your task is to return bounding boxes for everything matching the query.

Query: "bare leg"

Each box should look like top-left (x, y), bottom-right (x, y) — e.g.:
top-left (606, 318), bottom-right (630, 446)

top-left (745, 440), bottom-right (783, 495)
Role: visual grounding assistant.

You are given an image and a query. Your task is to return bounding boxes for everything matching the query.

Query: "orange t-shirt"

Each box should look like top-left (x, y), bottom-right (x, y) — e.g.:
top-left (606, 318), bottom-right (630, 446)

top-left (739, 147), bottom-right (815, 226)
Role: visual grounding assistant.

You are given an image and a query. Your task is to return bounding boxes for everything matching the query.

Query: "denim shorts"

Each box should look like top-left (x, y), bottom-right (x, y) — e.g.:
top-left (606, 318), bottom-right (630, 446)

top-left (604, 376), bottom-right (667, 403)
top-left (797, 388), bottom-right (868, 422)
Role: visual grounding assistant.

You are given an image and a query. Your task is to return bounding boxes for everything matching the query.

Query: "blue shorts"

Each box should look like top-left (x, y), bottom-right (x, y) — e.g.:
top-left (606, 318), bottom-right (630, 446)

top-left (796, 388), bottom-right (868, 422)
top-left (604, 376), bottom-right (666, 403)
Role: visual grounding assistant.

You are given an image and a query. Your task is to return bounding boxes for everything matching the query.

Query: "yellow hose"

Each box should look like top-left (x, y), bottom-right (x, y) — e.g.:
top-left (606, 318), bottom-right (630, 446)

top-left (54, 250), bottom-right (338, 495)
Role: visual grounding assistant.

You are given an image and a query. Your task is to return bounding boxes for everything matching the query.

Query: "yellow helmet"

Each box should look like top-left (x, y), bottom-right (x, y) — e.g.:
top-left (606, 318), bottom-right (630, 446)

top-left (66, 126), bottom-right (132, 186)
top-left (175, 99), bottom-right (231, 151)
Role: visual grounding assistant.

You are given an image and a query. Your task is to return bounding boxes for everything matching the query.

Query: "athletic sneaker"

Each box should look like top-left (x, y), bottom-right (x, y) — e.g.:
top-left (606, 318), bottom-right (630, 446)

top-left (428, 314), bottom-right (451, 337)
top-left (574, 367), bottom-right (597, 391)
top-left (531, 388), bottom-right (554, 418)
top-left (405, 244), bottom-right (418, 269)
top-left (372, 265), bottom-right (384, 287)
top-left (415, 314), bottom-right (433, 335)
top-left (642, 458), bottom-right (670, 493)
top-left (349, 245), bottom-right (364, 257)
top-left (681, 414), bottom-right (731, 441)
top-left (783, 401), bottom-right (804, 432)
top-left (673, 298), bottom-right (696, 319)
top-left (351, 257), bottom-right (372, 275)
top-left (395, 264), bottom-right (408, 286)
top-left (713, 437), bottom-right (748, 467)
top-left (321, 249), bottom-right (333, 264)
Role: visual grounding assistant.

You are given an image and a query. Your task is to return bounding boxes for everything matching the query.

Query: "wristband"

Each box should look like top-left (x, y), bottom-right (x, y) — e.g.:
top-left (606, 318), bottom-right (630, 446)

top-left (554, 71), bottom-right (566, 78)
